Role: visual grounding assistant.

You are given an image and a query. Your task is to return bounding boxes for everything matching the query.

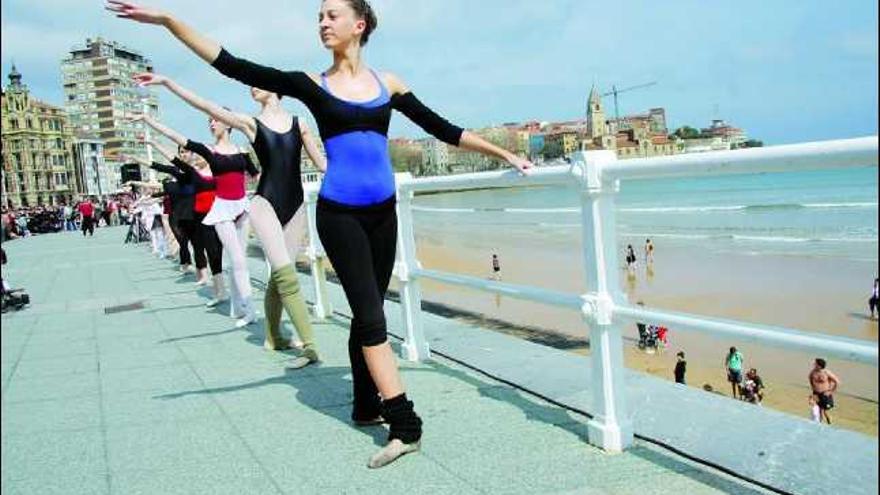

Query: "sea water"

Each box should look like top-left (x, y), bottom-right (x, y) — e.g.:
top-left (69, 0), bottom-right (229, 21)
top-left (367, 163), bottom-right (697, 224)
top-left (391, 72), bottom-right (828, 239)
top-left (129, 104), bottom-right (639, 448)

top-left (412, 167), bottom-right (879, 262)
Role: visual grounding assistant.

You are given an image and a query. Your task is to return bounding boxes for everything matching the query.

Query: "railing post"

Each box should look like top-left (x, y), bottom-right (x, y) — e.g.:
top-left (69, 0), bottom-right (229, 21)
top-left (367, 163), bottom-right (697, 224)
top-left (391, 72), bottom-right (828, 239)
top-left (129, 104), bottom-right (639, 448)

top-left (303, 189), bottom-right (332, 320)
top-left (395, 173), bottom-right (430, 361)
top-left (573, 150), bottom-right (633, 453)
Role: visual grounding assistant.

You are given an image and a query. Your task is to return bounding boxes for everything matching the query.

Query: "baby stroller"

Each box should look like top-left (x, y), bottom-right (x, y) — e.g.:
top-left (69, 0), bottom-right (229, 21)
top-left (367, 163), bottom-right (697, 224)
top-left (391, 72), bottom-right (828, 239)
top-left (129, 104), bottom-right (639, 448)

top-left (1, 283), bottom-right (30, 313)
top-left (124, 212), bottom-right (150, 244)
top-left (1, 248), bottom-right (29, 313)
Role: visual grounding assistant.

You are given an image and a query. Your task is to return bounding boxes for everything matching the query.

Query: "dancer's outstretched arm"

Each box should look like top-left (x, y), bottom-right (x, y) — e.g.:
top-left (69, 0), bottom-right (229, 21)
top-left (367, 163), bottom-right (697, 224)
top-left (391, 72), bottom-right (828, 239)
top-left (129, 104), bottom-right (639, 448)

top-left (108, 2), bottom-right (314, 99)
top-left (142, 137), bottom-right (177, 163)
top-left (128, 114), bottom-right (187, 147)
top-left (125, 180), bottom-right (162, 190)
top-left (299, 120), bottom-right (326, 173)
top-left (385, 74), bottom-right (532, 175)
top-left (107, 1), bottom-right (220, 63)
top-left (133, 72), bottom-right (257, 142)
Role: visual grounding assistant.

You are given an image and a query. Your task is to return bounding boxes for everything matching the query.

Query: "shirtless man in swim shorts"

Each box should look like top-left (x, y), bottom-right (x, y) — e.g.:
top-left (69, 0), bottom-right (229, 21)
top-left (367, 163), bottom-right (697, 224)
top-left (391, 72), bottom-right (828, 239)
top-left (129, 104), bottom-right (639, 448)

top-left (809, 358), bottom-right (840, 424)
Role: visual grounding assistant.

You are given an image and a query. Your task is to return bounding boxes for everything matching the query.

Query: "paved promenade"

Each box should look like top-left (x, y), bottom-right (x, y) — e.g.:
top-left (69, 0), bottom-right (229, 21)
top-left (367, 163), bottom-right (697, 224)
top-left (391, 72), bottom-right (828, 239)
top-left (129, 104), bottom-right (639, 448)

top-left (0, 227), bottom-right (823, 494)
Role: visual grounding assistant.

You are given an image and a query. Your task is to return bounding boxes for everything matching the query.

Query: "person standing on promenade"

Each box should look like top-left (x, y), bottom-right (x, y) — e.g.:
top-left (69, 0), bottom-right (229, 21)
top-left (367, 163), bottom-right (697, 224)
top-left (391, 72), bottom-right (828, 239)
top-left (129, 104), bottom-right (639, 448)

top-left (77, 197), bottom-right (95, 237)
top-left (131, 113), bottom-right (259, 328)
top-left (869, 277), bottom-right (878, 320)
top-left (62, 203), bottom-right (74, 231)
top-left (108, 0), bottom-right (532, 468)
top-left (809, 358), bottom-right (840, 424)
top-left (723, 346), bottom-right (744, 399)
top-left (132, 72), bottom-right (327, 365)
top-left (674, 351), bottom-right (687, 385)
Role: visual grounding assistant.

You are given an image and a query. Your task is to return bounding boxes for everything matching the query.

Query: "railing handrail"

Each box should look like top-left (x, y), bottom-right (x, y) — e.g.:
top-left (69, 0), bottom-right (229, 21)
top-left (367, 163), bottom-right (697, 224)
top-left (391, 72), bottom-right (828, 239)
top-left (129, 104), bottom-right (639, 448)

top-left (300, 135), bottom-right (879, 454)
top-left (395, 136), bottom-right (878, 193)
top-left (303, 136), bottom-right (879, 365)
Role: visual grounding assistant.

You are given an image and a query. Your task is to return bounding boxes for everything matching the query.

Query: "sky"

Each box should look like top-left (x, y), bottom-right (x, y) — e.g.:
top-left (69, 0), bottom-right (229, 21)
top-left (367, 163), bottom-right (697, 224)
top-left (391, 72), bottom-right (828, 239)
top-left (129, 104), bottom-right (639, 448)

top-left (1, 0), bottom-right (877, 147)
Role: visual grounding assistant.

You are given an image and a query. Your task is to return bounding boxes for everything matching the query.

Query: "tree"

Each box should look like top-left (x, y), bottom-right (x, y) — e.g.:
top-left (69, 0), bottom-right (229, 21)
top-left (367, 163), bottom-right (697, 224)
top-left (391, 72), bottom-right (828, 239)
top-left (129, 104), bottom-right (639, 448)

top-left (389, 143), bottom-right (423, 174)
top-left (673, 126), bottom-right (701, 139)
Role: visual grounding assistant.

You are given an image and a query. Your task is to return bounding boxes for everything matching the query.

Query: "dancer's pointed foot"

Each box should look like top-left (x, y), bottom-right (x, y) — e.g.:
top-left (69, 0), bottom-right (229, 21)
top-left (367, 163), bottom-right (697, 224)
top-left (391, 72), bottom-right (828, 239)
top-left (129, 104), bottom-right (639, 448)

top-left (286, 346), bottom-right (319, 369)
top-left (367, 439), bottom-right (420, 469)
top-left (235, 311), bottom-right (256, 328)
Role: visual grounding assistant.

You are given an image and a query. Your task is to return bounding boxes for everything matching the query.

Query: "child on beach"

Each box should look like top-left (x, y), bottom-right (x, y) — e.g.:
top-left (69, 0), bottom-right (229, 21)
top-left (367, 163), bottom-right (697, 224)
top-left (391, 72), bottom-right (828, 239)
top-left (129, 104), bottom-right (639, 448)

top-left (809, 395), bottom-right (821, 422)
top-left (656, 326), bottom-right (669, 348)
top-left (674, 351), bottom-right (687, 385)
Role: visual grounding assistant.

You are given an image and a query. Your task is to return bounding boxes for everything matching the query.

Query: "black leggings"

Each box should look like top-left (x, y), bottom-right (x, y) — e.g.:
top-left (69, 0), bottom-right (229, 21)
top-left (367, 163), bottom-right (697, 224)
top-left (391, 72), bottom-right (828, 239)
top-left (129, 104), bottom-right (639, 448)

top-left (317, 196), bottom-right (397, 419)
top-left (169, 216), bottom-right (192, 266)
top-left (195, 214), bottom-right (223, 275)
top-left (178, 219), bottom-right (205, 270)
top-left (81, 216), bottom-right (95, 236)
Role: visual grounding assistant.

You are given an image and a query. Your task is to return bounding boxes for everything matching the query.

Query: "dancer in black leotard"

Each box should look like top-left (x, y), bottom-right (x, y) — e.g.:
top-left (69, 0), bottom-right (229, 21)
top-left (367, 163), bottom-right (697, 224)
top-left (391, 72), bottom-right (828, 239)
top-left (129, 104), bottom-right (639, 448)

top-left (132, 72), bottom-right (326, 368)
top-left (110, 0), bottom-right (533, 468)
top-left (123, 144), bottom-right (226, 302)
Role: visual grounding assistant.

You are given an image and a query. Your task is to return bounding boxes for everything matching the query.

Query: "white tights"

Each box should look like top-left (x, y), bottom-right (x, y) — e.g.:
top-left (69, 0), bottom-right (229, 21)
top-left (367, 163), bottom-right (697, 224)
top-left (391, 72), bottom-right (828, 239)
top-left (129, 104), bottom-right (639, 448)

top-left (151, 224), bottom-right (167, 258)
top-left (248, 195), bottom-right (306, 270)
top-left (213, 212), bottom-right (252, 301)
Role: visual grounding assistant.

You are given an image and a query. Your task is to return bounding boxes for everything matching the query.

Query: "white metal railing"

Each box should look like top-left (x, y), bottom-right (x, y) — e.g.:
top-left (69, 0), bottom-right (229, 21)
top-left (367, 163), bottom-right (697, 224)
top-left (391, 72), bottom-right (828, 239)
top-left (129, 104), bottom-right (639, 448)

top-left (300, 136), bottom-right (879, 453)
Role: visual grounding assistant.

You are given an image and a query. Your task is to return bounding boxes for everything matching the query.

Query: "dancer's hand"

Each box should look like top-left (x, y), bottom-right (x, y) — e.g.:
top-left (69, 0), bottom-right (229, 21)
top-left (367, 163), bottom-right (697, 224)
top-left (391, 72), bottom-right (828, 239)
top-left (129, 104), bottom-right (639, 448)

top-left (506, 154), bottom-right (534, 176)
top-left (105, 1), bottom-right (168, 25)
top-left (133, 72), bottom-right (168, 87)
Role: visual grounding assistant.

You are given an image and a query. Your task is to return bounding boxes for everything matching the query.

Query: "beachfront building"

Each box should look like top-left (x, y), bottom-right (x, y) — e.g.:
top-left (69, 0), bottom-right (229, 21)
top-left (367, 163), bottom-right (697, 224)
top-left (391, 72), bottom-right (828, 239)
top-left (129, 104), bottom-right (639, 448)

top-left (583, 84), bottom-right (678, 160)
top-left (1, 65), bottom-right (77, 208)
top-left (529, 133), bottom-right (546, 161)
top-left (544, 130), bottom-right (582, 159)
top-left (61, 37), bottom-right (159, 183)
top-left (417, 137), bottom-right (450, 176)
top-left (71, 136), bottom-right (116, 196)
top-left (676, 120), bottom-right (750, 153)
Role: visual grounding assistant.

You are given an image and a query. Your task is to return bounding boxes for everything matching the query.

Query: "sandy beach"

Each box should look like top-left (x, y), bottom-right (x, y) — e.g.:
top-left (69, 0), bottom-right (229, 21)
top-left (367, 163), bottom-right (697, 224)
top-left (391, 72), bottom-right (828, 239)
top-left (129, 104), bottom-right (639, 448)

top-left (393, 227), bottom-right (879, 437)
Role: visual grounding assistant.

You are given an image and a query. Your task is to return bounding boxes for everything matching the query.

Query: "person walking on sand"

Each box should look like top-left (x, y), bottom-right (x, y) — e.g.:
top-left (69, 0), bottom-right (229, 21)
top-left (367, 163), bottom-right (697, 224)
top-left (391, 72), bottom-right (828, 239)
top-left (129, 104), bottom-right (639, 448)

top-left (674, 351), bottom-right (687, 385)
top-left (809, 358), bottom-right (840, 424)
top-left (625, 244), bottom-right (636, 273)
top-left (645, 238), bottom-right (654, 264)
top-left (491, 253), bottom-right (501, 281)
top-left (723, 346), bottom-right (744, 399)
top-left (869, 277), bottom-right (878, 320)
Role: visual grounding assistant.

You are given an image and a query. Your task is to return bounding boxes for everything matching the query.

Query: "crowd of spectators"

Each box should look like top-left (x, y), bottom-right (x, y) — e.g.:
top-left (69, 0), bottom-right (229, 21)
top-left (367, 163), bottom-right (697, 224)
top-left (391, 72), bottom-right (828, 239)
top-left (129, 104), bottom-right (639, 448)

top-left (1, 193), bottom-right (136, 241)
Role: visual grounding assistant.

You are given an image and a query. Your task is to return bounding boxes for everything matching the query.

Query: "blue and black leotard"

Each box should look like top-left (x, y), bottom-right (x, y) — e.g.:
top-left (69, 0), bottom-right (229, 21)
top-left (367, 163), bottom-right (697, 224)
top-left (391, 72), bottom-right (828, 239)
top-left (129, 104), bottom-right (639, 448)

top-left (212, 48), bottom-right (463, 207)
top-left (210, 48), bottom-right (462, 440)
